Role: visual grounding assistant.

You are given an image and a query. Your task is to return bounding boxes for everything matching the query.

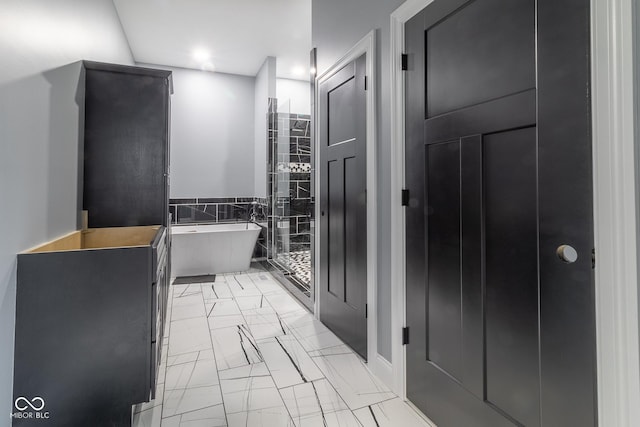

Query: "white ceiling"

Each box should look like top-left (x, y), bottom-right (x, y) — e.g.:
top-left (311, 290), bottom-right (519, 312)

top-left (112, 0), bottom-right (311, 80)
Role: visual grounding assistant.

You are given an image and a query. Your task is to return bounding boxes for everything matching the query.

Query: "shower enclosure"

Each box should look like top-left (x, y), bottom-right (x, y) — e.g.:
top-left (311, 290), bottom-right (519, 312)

top-left (266, 98), bottom-right (314, 305)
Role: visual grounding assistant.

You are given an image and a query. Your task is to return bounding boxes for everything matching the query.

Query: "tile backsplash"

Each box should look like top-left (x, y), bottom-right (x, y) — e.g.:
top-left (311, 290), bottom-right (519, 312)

top-left (169, 197), bottom-right (268, 225)
top-left (169, 197), bottom-right (269, 260)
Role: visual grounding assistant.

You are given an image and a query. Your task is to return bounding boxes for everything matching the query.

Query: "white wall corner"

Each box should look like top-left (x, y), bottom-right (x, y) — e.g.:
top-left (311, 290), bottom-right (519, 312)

top-left (592, 0), bottom-right (640, 425)
top-left (371, 354), bottom-right (394, 389)
top-left (254, 56), bottom-right (277, 198)
top-left (390, 8), bottom-right (406, 398)
top-left (266, 56), bottom-right (277, 98)
top-left (110, 1), bottom-right (136, 63)
top-left (634, 0), bottom-right (640, 383)
top-left (389, 0), bottom-right (435, 400)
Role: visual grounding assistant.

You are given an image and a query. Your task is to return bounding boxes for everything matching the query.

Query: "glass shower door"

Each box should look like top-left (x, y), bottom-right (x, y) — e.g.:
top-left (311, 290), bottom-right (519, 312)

top-left (268, 99), bottom-right (314, 300)
top-left (273, 100), bottom-right (292, 270)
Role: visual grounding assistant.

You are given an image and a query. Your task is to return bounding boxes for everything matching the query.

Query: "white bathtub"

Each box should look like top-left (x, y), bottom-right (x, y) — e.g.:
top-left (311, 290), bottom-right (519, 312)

top-left (171, 223), bottom-right (262, 276)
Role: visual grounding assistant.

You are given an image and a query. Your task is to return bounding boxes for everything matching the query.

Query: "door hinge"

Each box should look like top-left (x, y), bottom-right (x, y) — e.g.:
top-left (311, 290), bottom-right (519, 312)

top-left (401, 54), bottom-right (408, 71)
top-left (365, 304), bottom-right (368, 318)
top-left (592, 248), bottom-right (596, 269)
top-left (402, 327), bottom-right (410, 345)
top-left (401, 189), bottom-right (410, 206)
top-left (364, 75), bottom-right (368, 91)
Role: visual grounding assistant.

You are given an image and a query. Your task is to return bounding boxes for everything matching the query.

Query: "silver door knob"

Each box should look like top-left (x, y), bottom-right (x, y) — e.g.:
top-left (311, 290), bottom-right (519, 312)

top-left (557, 245), bottom-right (578, 263)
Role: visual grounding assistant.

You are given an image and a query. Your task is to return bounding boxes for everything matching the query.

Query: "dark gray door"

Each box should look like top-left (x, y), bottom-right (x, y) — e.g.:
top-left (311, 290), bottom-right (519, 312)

top-left (405, 1), bottom-right (597, 426)
top-left (319, 54), bottom-right (367, 359)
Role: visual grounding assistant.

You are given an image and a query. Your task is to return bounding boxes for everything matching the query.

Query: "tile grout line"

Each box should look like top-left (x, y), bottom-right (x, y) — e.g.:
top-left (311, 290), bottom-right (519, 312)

top-left (158, 269), bottom-right (420, 426)
top-left (157, 281), bottom-right (176, 424)
top-left (290, 385), bottom-right (302, 425)
top-left (201, 279), bottom-right (230, 427)
top-left (245, 270), bottom-right (365, 425)
top-left (267, 286), bottom-right (392, 423)
top-left (162, 283), bottom-right (197, 425)
top-left (238, 270), bottom-right (300, 425)
top-left (166, 350), bottom-right (201, 421)
top-left (159, 403), bottom-right (222, 422)
top-left (133, 283), bottom-right (177, 423)
top-left (310, 381), bottom-right (328, 426)
top-left (251, 269), bottom-right (387, 423)
top-left (208, 271), bottom-right (266, 422)
top-left (350, 395), bottom-right (400, 412)
top-left (284, 313), bottom-right (365, 419)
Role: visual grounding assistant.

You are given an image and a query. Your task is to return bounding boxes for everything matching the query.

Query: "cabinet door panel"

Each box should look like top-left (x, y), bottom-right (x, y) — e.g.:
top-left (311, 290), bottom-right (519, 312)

top-left (83, 63), bottom-right (170, 228)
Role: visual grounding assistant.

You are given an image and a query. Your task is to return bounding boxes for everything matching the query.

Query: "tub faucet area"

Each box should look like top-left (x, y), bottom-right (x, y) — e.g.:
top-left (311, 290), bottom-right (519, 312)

top-left (247, 201), bottom-right (265, 228)
top-left (248, 201), bottom-right (257, 227)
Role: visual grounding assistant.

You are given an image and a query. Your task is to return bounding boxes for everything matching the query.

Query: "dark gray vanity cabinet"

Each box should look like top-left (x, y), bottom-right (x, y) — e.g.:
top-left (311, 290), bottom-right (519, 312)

top-left (12, 61), bottom-right (173, 427)
top-left (12, 226), bottom-right (167, 427)
top-left (80, 61), bottom-right (172, 380)
top-left (82, 61), bottom-right (172, 229)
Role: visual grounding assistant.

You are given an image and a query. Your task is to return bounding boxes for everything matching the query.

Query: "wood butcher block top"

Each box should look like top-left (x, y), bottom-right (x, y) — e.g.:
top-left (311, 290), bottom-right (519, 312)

top-left (25, 225), bottom-right (162, 253)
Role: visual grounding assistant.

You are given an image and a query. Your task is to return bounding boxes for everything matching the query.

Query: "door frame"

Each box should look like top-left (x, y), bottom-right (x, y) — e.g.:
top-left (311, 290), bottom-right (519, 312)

top-left (314, 31), bottom-right (384, 374)
top-left (389, 0), bottom-right (640, 425)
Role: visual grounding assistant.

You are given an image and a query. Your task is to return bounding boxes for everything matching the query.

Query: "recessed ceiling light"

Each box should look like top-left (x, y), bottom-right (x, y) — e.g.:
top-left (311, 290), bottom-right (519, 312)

top-left (193, 48), bottom-right (210, 62)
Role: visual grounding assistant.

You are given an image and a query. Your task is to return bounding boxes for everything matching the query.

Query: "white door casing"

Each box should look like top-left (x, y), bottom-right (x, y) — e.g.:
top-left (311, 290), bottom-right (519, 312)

top-left (314, 31), bottom-right (391, 380)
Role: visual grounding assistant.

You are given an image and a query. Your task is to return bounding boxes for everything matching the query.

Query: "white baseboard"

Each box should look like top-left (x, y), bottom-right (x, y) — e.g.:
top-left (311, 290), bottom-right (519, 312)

top-left (368, 353), bottom-right (394, 390)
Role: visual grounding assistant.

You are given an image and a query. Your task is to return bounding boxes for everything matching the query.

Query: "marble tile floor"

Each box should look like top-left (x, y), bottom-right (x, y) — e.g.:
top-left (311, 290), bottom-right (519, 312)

top-left (132, 265), bottom-right (435, 427)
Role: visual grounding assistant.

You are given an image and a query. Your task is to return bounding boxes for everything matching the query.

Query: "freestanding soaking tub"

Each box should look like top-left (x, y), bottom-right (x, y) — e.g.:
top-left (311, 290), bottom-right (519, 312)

top-left (171, 223), bottom-right (261, 277)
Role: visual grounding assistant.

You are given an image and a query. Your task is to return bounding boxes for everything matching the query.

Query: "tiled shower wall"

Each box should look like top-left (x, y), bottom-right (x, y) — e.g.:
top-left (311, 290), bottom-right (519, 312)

top-left (267, 99), bottom-right (313, 258)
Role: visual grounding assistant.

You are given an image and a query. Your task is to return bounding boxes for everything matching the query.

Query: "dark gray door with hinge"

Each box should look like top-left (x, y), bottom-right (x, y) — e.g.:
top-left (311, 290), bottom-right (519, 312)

top-left (319, 54), bottom-right (368, 359)
top-left (404, 0), bottom-right (597, 426)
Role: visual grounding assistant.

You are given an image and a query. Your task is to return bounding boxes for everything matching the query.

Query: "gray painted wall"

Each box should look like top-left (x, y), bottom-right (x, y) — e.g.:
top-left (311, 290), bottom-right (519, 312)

top-left (140, 65), bottom-right (257, 199)
top-left (634, 0), bottom-right (640, 371)
top-left (0, 0), bottom-right (134, 423)
top-left (312, 0), bottom-right (405, 361)
top-left (255, 57), bottom-right (276, 198)
top-left (277, 78), bottom-right (310, 115)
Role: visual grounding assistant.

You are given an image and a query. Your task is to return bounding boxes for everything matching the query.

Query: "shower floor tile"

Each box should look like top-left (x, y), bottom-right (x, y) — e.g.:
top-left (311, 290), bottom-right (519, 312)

top-left (133, 264), bottom-right (434, 427)
top-left (280, 250), bottom-right (312, 287)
